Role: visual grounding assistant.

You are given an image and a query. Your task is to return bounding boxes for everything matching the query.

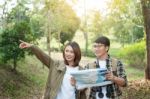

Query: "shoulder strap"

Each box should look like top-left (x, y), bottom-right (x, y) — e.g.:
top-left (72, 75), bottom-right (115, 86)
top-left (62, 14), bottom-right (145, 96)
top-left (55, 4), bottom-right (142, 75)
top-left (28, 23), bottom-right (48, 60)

top-left (79, 66), bottom-right (84, 70)
top-left (111, 58), bottom-right (118, 71)
top-left (85, 62), bottom-right (97, 69)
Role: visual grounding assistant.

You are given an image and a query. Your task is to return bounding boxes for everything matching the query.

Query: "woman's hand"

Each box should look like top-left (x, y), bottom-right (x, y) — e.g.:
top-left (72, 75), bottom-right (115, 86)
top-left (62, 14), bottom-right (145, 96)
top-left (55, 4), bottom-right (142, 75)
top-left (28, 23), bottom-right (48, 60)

top-left (19, 40), bottom-right (33, 49)
top-left (70, 77), bottom-right (76, 86)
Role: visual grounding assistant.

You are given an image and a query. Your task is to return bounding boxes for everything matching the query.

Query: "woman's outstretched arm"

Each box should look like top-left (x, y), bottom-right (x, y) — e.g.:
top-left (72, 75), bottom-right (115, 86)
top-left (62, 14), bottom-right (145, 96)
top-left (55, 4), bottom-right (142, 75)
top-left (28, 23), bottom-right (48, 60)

top-left (19, 40), bottom-right (54, 69)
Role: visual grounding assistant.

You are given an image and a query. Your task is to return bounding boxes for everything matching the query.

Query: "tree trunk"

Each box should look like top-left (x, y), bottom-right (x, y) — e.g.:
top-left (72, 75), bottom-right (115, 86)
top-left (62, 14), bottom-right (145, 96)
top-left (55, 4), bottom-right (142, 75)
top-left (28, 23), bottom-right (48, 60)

top-left (45, 10), bottom-right (51, 69)
top-left (83, 0), bottom-right (88, 56)
top-left (44, 2), bottom-right (52, 98)
top-left (141, 0), bottom-right (150, 80)
top-left (83, 32), bottom-right (88, 56)
top-left (47, 33), bottom-right (51, 56)
top-left (1, 1), bottom-right (7, 29)
top-left (58, 30), bottom-right (61, 51)
top-left (13, 58), bottom-right (17, 71)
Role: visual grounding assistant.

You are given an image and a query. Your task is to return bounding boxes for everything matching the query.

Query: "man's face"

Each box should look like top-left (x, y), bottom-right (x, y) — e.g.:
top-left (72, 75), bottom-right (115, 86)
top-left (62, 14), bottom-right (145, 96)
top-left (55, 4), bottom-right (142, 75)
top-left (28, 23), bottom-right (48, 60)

top-left (93, 43), bottom-right (108, 58)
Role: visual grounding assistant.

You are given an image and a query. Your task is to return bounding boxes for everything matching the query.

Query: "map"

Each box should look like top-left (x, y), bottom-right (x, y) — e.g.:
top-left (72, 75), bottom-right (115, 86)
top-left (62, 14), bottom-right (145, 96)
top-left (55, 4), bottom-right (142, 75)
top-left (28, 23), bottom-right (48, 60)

top-left (70, 68), bottom-right (113, 89)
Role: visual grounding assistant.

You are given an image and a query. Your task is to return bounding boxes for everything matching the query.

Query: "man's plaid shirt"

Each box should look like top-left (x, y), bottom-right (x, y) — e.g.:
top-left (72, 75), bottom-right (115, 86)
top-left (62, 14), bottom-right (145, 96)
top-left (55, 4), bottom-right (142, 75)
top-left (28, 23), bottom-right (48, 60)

top-left (84, 55), bottom-right (127, 99)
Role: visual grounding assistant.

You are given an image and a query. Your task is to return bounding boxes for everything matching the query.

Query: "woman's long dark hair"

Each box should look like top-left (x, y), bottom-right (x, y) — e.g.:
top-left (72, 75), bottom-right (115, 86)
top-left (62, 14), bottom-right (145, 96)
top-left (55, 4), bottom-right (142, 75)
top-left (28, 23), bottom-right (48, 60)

top-left (63, 41), bottom-right (81, 67)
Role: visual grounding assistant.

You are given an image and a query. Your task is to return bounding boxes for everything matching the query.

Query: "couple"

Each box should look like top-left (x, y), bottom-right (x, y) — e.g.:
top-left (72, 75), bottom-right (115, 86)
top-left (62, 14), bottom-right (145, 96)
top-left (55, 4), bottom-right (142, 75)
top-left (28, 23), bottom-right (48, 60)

top-left (19, 36), bottom-right (127, 99)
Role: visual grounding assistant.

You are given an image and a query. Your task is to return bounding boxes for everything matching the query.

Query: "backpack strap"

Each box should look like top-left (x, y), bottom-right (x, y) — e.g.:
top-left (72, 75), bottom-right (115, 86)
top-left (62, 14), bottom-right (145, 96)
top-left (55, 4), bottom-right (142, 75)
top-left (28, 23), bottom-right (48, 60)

top-left (110, 58), bottom-right (123, 96)
top-left (79, 65), bottom-right (83, 70)
top-left (111, 58), bottom-right (118, 72)
top-left (84, 62), bottom-right (97, 69)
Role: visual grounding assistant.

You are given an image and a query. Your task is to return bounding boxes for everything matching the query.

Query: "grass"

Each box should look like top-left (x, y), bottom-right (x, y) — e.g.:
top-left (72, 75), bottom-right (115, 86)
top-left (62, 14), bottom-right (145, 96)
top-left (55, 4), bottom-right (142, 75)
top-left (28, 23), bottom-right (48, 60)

top-left (0, 55), bottom-right (48, 99)
top-left (109, 48), bottom-right (145, 81)
top-left (125, 65), bottom-right (144, 81)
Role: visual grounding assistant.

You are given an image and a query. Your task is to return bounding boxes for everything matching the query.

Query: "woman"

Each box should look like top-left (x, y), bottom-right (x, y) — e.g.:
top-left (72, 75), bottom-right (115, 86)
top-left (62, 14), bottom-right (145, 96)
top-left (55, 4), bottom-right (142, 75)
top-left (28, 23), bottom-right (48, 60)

top-left (19, 40), bottom-right (86, 99)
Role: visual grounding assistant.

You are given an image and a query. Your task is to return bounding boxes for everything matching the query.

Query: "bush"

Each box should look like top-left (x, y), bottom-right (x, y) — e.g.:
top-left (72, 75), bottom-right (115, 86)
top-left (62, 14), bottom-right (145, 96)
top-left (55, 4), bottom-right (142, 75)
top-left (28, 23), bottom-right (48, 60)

top-left (122, 80), bottom-right (150, 99)
top-left (117, 41), bottom-right (146, 69)
top-left (81, 49), bottom-right (95, 57)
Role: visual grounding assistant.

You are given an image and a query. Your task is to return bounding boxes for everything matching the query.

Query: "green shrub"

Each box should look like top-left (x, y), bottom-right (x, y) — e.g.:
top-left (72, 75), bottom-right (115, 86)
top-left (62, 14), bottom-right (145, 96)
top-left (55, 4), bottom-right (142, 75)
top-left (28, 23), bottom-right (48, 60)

top-left (117, 41), bottom-right (146, 69)
top-left (81, 49), bottom-right (95, 57)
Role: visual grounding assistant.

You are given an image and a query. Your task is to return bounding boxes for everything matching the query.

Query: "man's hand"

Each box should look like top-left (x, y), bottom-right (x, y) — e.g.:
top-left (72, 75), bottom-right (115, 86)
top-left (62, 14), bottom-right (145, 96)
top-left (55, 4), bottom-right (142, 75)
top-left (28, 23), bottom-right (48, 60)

top-left (105, 71), bottom-right (115, 81)
top-left (106, 71), bottom-right (126, 86)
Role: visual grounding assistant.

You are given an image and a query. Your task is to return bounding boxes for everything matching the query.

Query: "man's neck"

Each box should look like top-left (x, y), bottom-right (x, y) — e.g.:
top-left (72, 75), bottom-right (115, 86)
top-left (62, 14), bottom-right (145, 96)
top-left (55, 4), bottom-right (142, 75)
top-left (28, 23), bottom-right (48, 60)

top-left (98, 53), bottom-right (108, 60)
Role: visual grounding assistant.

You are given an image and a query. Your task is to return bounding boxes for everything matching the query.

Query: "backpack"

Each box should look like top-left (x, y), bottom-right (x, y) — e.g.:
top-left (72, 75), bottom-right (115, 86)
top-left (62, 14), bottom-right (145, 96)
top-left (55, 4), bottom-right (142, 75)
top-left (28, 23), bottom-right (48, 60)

top-left (85, 58), bottom-right (118, 71)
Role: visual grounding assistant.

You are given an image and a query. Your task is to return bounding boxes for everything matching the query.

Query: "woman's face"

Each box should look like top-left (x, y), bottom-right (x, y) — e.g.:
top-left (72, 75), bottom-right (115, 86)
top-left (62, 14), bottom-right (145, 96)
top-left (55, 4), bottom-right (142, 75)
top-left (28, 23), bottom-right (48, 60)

top-left (64, 45), bottom-right (75, 63)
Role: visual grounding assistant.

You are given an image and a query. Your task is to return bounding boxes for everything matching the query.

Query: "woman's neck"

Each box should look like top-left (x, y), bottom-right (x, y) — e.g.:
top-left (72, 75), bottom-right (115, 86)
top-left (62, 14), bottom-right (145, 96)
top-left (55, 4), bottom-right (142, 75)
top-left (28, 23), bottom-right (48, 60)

top-left (68, 61), bottom-right (74, 67)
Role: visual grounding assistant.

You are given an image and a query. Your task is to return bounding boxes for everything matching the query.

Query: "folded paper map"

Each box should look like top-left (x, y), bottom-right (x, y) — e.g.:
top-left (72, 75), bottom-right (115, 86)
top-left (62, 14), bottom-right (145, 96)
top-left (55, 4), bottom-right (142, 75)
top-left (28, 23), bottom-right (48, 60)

top-left (70, 68), bottom-right (113, 89)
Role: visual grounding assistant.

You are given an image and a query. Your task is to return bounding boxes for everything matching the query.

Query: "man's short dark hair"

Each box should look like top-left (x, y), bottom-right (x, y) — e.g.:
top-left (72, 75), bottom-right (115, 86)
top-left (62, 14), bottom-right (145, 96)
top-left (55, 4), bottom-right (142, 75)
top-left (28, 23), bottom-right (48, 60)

top-left (94, 36), bottom-right (110, 47)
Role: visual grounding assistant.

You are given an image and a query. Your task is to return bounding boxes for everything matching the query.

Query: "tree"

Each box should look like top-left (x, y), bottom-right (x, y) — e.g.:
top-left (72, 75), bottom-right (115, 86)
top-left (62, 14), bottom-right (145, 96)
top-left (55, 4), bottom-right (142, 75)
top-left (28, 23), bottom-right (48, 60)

top-left (0, 2), bottom-right (42, 71)
top-left (53, 0), bottom-right (80, 45)
top-left (107, 0), bottom-right (144, 46)
top-left (141, 0), bottom-right (150, 80)
top-left (88, 10), bottom-right (104, 39)
top-left (0, 22), bottom-right (31, 71)
top-left (41, 0), bottom-right (80, 46)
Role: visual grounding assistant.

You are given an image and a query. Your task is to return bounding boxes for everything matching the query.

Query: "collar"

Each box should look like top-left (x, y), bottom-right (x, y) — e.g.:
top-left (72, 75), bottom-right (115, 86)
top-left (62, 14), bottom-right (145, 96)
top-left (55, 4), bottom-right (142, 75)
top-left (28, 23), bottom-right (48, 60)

top-left (95, 54), bottom-right (111, 68)
top-left (56, 62), bottom-right (66, 71)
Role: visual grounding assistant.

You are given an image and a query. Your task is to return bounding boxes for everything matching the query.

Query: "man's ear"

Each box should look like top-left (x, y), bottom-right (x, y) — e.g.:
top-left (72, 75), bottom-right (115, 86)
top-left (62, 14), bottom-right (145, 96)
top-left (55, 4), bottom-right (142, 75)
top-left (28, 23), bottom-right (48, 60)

top-left (106, 46), bottom-right (109, 52)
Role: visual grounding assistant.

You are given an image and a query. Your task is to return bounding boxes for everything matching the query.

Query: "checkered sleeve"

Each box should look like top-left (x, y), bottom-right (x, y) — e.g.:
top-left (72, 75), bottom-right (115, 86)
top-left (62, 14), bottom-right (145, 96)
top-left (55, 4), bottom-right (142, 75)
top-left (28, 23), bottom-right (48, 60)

top-left (117, 60), bottom-right (128, 87)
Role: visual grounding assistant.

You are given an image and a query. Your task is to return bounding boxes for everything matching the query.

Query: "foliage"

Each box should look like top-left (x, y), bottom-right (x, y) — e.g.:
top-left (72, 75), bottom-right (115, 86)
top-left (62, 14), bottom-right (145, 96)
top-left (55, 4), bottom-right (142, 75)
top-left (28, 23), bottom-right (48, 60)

top-left (41, 0), bottom-right (80, 45)
top-left (117, 40), bottom-right (146, 69)
top-left (0, 22), bottom-right (29, 70)
top-left (30, 14), bottom-right (44, 41)
top-left (80, 0), bottom-right (144, 47)
top-left (108, 0), bottom-right (144, 45)
top-left (88, 10), bottom-right (104, 39)
top-left (81, 48), bottom-right (95, 57)
top-left (58, 1), bottom-right (80, 45)
top-left (0, 3), bottom-right (42, 70)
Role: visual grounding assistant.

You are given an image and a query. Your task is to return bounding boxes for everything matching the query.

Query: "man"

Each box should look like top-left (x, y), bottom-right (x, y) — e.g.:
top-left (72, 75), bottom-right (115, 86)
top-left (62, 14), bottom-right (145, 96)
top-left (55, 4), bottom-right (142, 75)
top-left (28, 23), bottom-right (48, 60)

top-left (85, 36), bottom-right (127, 99)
